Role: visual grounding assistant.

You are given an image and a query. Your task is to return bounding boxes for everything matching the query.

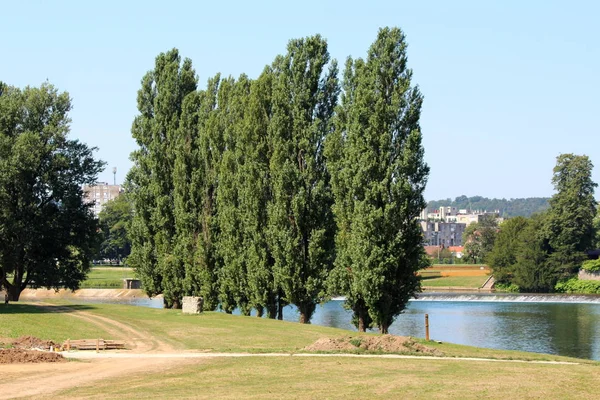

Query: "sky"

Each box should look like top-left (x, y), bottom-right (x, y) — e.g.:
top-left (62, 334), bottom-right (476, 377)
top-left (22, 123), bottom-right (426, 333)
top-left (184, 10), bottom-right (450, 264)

top-left (1, 0), bottom-right (598, 201)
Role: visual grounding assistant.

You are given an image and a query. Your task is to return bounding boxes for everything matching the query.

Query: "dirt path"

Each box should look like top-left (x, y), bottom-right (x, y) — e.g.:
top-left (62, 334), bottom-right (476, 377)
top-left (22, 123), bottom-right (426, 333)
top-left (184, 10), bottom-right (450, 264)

top-left (34, 303), bottom-right (175, 352)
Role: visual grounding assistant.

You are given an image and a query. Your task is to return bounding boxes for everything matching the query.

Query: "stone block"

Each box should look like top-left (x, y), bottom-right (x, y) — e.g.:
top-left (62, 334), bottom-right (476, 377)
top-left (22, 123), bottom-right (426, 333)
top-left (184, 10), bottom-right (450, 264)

top-left (182, 296), bottom-right (204, 314)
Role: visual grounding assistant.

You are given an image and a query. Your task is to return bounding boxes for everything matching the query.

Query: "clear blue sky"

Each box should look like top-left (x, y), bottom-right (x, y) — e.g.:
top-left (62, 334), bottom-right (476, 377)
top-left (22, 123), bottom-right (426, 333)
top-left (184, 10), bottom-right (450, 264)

top-left (2, 0), bottom-right (598, 201)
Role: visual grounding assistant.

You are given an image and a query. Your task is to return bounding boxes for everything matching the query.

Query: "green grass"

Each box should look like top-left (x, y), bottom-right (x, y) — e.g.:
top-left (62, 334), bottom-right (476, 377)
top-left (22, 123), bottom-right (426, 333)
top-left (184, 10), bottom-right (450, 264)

top-left (55, 356), bottom-right (600, 400)
top-left (79, 267), bottom-right (136, 289)
top-left (0, 303), bottom-right (112, 342)
top-left (5, 300), bottom-right (600, 399)
top-left (421, 276), bottom-right (490, 288)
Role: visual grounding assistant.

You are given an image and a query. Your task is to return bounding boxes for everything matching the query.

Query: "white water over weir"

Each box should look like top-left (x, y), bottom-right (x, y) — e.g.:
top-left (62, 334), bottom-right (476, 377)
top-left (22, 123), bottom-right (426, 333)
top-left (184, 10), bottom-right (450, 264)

top-left (413, 292), bottom-right (600, 304)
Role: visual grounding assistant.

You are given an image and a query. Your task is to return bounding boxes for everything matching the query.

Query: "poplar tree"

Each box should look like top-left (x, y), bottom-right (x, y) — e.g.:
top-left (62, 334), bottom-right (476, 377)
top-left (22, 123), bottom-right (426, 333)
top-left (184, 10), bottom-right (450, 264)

top-left (267, 36), bottom-right (339, 323)
top-left (128, 49), bottom-right (197, 308)
top-left (238, 69), bottom-right (279, 318)
top-left (327, 27), bottom-right (429, 333)
top-left (215, 75), bottom-right (253, 314)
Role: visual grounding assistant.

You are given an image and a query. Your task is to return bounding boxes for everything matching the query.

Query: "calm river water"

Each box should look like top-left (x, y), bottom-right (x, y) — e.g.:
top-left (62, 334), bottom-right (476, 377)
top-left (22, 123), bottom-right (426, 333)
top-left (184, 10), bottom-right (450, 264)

top-left (70, 293), bottom-right (600, 361)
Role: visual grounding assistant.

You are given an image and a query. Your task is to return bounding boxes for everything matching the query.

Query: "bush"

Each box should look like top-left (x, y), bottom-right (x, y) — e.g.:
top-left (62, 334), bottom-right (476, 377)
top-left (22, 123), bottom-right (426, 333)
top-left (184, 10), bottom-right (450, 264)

top-left (494, 282), bottom-right (520, 293)
top-left (582, 259), bottom-right (600, 272)
top-left (555, 278), bottom-right (600, 294)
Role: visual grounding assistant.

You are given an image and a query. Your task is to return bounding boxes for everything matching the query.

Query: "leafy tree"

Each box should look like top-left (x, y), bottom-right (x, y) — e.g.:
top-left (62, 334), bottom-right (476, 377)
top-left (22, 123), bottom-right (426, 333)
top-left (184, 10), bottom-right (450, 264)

top-left (172, 73), bottom-right (221, 311)
top-left (215, 75), bottom-right (253, 315)
top-left (0, 82), bottom-right (104, 301)
top-left (267, 35), bottom-right (339, 323)
top-left (327, 27), bottom-right (429, 333)
top-left (427, 196), bottom-right (550, 218)
top-left (97, 194), bottom-right (133, 263)
top-left (511, 214), bottom-right (554, 292)
top-left (487, 216), bottom-right (529, 282)
top-left (545, 154), bottom-right (597, 278)
top-left (127, 49), bottom-right (197, 308)
top-left (238, 69), bottom-right (279, 318)
top-left (463, 215), bottom-right (498, 264)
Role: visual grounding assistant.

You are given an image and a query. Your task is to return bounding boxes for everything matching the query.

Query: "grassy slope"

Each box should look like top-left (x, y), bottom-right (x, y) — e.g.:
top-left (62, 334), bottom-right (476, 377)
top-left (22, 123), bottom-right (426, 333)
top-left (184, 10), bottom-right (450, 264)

top-left (4, 301), bottom-right (600, 399)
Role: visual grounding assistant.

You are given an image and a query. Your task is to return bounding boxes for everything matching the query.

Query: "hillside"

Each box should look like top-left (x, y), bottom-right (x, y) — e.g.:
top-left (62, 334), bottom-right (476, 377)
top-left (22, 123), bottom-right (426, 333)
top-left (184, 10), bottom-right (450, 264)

top-left (427, 195), bottom-right (550, 218)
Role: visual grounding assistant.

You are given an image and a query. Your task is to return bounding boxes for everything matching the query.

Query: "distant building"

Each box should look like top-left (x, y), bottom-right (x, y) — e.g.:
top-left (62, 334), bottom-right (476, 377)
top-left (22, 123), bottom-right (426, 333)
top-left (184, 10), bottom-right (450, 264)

top-left (420, 221), bottom-right (466, 246)
top-left (83, 182), bottom-right (123, 217)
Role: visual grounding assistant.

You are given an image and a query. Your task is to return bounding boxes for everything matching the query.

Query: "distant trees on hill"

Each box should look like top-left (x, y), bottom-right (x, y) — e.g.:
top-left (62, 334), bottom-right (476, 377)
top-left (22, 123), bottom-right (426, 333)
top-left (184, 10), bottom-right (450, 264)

top-left (427, 196), bottom-right (550, 218)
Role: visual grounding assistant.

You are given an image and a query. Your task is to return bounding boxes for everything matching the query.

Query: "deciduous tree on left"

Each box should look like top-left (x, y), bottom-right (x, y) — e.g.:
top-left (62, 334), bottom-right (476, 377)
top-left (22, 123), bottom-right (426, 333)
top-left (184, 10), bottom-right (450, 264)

top-left (0, 82), bottom-right (104, 301)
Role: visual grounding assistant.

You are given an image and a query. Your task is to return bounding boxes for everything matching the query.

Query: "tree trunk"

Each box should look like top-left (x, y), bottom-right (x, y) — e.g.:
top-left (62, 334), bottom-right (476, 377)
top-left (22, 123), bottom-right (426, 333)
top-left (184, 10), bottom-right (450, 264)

top-left (379, 324), bottom-right (389, 335)
top-left (172, 299), bottom-right (182, 309)
top-left (277, 296), bottom-right (284, 320)
top-left (256, 306), bottom-right (264, 318)
top-left (357, 308), bottom-right (367, 332)
top-left (7, 284), bottom-right (21, 302)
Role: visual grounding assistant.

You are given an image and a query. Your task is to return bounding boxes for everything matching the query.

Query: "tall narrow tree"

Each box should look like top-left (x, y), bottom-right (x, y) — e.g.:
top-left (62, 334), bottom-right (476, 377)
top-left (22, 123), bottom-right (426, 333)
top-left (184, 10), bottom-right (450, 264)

top-left (545, 153), bottom-right (597, 277)
top-left (327, 27), bottom-right (429, 333)
top-left (267, 36), bottom-right (339, 323)
top-left (127, 49), bottom-right (197, 308)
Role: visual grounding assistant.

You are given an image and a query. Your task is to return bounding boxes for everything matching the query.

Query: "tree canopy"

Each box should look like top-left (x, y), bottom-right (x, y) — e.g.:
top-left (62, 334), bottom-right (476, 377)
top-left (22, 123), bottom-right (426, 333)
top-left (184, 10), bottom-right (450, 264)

top-left (0, 82), bottom-right (104, 301)
top-left (97, 194), bottom-right (132, 263)
top-left (326, 27), bottom-right (429, 333)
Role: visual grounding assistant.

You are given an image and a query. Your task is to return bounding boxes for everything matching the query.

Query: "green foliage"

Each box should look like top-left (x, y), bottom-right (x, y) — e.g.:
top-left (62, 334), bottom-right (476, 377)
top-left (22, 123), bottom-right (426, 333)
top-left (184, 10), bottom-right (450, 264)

top-left (555, 277), bottom-right (600, 294)
top-left (493, 282), bottom-right (520, 293)
top-left (326, 27), bottom-right (429, 334)
top-left (127, 49), bottom-right (198, 308)
top-left (463, 215), bottom-right (498, 264)
top-left (267, 35), bottom-right (339, 323)
top-left (98, 194), bottom-right (132, 262)
top-left (581, 259), bottom-right (600, 272)
top-left (487, 216), bottom-right (529, 282)
top-left (545, 154), bottom-right (597, 277)
top-left (0, 82), bottom-right (104, 301)
top-left (428, 196), bottom-right (550, 218)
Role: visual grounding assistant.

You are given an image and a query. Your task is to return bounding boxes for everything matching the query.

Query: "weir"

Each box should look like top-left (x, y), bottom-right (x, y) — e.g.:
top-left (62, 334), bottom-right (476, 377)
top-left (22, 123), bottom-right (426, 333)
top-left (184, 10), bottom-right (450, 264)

top-left (413, 292), bottom-right (600, 304)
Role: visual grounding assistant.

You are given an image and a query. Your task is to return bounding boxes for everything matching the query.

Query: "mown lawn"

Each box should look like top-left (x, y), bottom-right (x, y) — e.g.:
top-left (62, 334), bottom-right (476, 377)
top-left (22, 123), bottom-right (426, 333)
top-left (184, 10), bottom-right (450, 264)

top-left (421, 275), bottom-right (490, 288)
top-left (79, 267), bottom-right (136, 288)
top-left (4, 301), bottom-right (600, 399)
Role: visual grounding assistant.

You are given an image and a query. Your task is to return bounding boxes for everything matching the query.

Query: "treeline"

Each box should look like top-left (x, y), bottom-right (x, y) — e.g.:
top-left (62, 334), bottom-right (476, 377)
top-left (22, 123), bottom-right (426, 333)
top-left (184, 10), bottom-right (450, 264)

top-left (126, 27), bottom-right (429, 333)
top-left (463, 154), bottom-right (598, 292)
top-left (428, 196), bottom-right (550, 217)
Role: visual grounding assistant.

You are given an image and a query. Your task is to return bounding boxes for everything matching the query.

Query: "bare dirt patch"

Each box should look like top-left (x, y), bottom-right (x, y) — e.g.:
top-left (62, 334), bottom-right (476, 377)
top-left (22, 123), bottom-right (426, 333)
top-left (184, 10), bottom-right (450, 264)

top-left (0, 336), bottom-right (65, 364)
top-left (304, 335), bottom-right (443, 356)
top-left (0, 349), bottom-right (65, 364)
top-left (10, 335), bottom-right (59, 350)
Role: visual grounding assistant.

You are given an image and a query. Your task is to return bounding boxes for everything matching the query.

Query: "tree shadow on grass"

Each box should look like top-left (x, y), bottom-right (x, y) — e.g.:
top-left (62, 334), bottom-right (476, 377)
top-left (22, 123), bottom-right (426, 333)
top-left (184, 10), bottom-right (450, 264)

top-left (0, 303), bottom-right (96, 315)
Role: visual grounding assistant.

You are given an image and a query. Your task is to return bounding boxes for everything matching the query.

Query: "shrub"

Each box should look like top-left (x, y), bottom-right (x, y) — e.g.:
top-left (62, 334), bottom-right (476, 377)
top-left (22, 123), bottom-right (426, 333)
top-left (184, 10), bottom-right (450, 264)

top-left (555, 278), bottom-right (600, 294)
top-left (581, 259), bottom-right (600, 272)
top-left (494, 282), bottom-right (520, 293)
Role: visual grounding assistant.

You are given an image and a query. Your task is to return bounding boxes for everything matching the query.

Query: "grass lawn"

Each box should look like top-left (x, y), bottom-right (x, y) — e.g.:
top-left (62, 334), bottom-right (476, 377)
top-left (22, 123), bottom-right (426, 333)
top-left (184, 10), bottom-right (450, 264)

top-left (79, 267), bottom-right (136, 288)
top-left (3, 301), bottom-right (600, 399)
top-left (421, 275), bottom-right (490, 288)
top-left (54, 356), bottom-right (600, 400)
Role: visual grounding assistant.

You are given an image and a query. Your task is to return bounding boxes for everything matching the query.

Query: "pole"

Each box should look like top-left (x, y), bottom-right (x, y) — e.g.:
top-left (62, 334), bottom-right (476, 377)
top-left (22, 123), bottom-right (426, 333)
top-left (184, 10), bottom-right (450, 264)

top-left (425, 314), bottom-right (430, 341)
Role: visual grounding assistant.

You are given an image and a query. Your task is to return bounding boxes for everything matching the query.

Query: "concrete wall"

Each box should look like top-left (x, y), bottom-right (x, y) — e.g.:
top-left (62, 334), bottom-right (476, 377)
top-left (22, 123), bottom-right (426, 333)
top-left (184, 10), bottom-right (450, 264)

top-left (182, 296), bottom-right (204, 314)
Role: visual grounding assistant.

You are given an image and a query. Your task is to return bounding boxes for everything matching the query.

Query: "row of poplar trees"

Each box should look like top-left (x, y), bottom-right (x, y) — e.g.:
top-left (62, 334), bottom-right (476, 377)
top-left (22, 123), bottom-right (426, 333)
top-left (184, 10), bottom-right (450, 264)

top-left (127, 27), bottom-right (429, 333)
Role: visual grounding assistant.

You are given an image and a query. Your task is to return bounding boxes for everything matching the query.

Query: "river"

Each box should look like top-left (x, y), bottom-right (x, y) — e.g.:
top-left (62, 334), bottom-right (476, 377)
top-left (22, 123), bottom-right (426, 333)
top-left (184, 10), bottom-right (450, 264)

top-left (66, 292), bottom-right (600, 361)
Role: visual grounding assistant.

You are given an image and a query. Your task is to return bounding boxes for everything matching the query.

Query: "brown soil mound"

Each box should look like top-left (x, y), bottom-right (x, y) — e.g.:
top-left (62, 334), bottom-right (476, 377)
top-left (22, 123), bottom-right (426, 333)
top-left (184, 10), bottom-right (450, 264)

top-left (11, 335), bottom-right (58, 350)
top-left (0, 349), bottom-right (66, 364)
top-left (304, 335), bottom-right (443, 356)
